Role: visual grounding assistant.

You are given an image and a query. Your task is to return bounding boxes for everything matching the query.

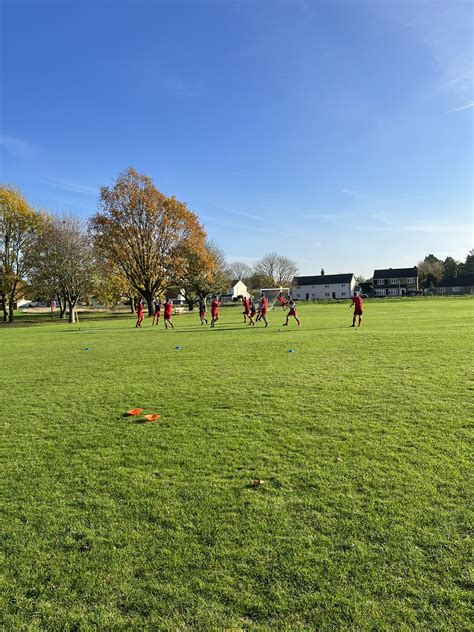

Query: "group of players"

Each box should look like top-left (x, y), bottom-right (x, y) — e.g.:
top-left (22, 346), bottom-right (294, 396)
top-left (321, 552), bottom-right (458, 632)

top-left (134, 291), bottom-right (364, 329)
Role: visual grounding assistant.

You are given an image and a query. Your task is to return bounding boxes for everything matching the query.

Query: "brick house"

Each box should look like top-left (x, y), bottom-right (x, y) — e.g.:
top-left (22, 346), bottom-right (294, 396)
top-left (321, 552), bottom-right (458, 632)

top-left (372, 267), bottom-right (418, 297)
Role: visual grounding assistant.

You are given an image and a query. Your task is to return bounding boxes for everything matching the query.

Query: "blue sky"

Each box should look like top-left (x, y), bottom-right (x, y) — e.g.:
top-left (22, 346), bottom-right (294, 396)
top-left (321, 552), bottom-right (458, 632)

top-left (1, 0), bottom-right (472, 277)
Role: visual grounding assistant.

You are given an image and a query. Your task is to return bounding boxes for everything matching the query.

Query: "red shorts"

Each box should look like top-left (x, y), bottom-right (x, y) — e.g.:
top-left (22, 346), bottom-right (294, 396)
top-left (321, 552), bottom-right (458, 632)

top-left (164, 314), bottom-right (172, 320)
top-left (261, 308), bottom-right (267, 316)
top-left (288, 308), bottom-right (296, 316)
top-left (200, 311), bottom-right (205, 318)
top-left (354, 309), bottom-right (363, 316)
top-left (211, 310), bottom-right (218, 318)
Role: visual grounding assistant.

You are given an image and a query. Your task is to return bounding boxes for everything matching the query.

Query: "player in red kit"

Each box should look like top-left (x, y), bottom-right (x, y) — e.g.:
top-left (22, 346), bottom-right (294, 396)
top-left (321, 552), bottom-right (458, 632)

top-left (259, 293), bottom-right (269, 327)
top-left (242, 296), bottom-right (250, 323)
top-left (210, 295), bottom-right (220, 328)
top-left (350, 292), bottom-right (363, 327)
top-left (135, 298), bottom-right (144, 328)
top-left (163, 299), bottom-right (174, 329)
top-left (283, 299), bottom-right (300, 326)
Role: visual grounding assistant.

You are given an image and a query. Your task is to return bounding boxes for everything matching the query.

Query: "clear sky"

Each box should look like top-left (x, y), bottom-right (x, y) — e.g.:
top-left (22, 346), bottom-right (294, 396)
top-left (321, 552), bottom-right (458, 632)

top-left (1, 0), bottom-right (472, 277)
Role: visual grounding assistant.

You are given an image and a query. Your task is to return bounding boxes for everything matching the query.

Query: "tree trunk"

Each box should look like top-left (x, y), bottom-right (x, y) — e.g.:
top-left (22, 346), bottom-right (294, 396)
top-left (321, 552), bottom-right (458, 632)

top-left (8, 293), bottom-right (15, 322)
top-left (58, 295), bottom-right (66, 319)
top-left (1, 293), bottom-right (7, 322)
top-left (68, 301), bottom-right (76, 323)
top-left (144, 291), bottom-right (154, 317)
top-left (186, 296), bottom-right (195, 311)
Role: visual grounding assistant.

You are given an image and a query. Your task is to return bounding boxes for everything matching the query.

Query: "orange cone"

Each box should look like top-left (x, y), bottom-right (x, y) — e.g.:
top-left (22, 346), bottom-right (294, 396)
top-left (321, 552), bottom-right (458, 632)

top-left (127, 407), bottom-right (143, 416)
top-left (143, 414), bottom-right (160, 422)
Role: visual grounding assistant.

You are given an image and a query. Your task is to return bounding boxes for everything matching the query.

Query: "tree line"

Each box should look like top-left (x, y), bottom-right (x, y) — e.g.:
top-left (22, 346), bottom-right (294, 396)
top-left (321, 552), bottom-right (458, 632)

top-left (0, 168), bottom-right (298, 323)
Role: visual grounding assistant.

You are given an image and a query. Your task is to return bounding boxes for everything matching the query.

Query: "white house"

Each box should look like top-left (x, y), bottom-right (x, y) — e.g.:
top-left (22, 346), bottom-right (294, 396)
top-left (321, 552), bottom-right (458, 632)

top-left (220, 279), bottom-right (250, 303)
top-left (291, 271), bottom-right (356, 300)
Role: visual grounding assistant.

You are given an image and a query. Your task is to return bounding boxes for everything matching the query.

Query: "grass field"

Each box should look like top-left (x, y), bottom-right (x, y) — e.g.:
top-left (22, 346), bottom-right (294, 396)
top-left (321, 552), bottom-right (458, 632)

top-left (1, 298), bottom-right (472, 630)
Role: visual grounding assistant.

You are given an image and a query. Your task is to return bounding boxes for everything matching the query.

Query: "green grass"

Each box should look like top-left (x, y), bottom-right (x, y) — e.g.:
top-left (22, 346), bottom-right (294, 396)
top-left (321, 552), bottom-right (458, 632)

top-left (1, 298), bottom-right (472, 630)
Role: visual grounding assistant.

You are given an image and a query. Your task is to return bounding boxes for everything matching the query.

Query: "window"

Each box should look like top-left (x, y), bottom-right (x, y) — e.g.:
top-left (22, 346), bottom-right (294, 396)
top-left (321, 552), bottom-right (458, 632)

top-left (341, 283), bottom-right (345, 287)
top-left (375, 289), bottom-right (386, 296)
top-left (312, 293), bottom-right (315, 297)
top-left (341, 292), bottom-right (346, 296)
top-left (296, 286), bottom-right (300, 289)
top-left (375, 279), bottom-right (384, 285)
top-left (452, 287), bottom-right (461, 293)
top-left (325, 292), bottom-right (330, 297)
top-left (390, 278), bottom-right (400, 284)
top-left (406, 277), bottom-right (415, 283)
top-left (297, 293), bottom-right (301, 298)
top-left (325, 284), bottom-right (329, 288)
top-left (388, 289), bottom-right (398, 296)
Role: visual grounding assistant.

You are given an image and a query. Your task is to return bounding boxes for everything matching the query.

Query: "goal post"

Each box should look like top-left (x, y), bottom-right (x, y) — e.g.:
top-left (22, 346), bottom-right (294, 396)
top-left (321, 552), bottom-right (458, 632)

top-left (257, 287), bottom-right (290, 310)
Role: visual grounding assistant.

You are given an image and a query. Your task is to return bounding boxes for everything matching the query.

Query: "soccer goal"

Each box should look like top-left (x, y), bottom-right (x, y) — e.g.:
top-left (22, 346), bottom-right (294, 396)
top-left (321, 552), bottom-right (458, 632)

top-left (258, 288), bottom-right (290, 310)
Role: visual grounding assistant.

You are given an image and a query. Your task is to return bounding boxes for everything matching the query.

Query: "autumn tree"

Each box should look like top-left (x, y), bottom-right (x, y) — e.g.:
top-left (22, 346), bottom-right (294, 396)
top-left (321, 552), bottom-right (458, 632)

top-left (90, 168), bottom-right (208, 316)
top-left (0, 185), bottom-right (46, 321)
top-left (254, 252), bottom-right (298, 287)
top-left (92, 258), bottom-right (134, 310)
top-left (174, 241), bottom-right (230, 310)
top-left (29, 217), bottom-right (96, 323)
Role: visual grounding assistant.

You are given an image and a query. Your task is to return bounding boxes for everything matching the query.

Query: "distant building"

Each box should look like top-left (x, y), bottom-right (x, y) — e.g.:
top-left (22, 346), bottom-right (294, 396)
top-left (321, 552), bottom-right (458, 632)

top-left (372, 267), bottom-right (418, 297)
top-left (219, 279), bottom-right (250, 303)
top-left (292, 270), bottom-right (356, 300)
top-left (436, 272), bottom-right (474, 295)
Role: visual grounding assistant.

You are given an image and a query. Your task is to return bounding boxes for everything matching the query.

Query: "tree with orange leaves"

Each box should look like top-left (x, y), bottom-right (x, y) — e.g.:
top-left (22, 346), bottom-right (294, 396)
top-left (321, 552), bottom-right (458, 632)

top-left (89, 168), bottom-right (208, 316)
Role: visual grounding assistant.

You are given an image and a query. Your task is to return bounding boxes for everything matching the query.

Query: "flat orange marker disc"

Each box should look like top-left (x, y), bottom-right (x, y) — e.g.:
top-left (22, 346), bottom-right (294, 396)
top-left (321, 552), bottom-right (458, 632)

top-left (127, 408), bottom-right (143, 416)
top-left (143, 414), bottom-right (160, 422)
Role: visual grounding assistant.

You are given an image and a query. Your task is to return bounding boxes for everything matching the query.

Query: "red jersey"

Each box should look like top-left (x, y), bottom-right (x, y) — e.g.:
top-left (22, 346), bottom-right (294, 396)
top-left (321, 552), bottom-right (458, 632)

top-left (352, 296), bottom-right (363, 311)
top-left (164, 302), bottom-right (172, 318)
top-left (261, 296), bottom-right (268, 314)
top-left (211, 299), bottom-right (219, 314)
top-left (137, 301), bottom-right (144, 314)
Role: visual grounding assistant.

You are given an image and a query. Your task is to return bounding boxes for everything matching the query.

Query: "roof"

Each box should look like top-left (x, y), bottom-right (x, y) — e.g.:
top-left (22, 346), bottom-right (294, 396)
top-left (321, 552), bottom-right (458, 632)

top-left (437, 273), bottom-right (474, 287)
top-left (231, 279), bottom-right (245, 287)
top-left (373, 267), bottom-right (418, 279)
top-left (293, 273), bottom-right (354, 285)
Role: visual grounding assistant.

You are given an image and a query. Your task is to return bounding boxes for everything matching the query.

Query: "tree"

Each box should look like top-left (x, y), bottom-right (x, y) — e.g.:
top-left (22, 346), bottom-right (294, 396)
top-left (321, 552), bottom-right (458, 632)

top-left (90, 167), bottom-right (208, 316)
top-left (461, 249), bottom-right (474, 273)
top-left (443, 256), bottom-right (460, 277)
top-left (92, 259), bottom-right (132, 309)
top-left (254, 252), bottom-right (298, 287)
top-left (227, 261), bottom-right (252, 282)
top-left (175, 241), bottom-right (230, 309)
top-left (418, 254), bottom-right (444, 288)
top-left (0, 186), bottom-right (45, 321)
top-left (30, 217), bottom-right (96, 323)
top-left (245, 272), bottom-right (268, 296)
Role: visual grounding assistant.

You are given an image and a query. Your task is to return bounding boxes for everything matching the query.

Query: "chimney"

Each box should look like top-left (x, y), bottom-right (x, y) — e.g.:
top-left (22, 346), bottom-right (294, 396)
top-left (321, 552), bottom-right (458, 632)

top-left (321, 268), bottom-right (325, 276)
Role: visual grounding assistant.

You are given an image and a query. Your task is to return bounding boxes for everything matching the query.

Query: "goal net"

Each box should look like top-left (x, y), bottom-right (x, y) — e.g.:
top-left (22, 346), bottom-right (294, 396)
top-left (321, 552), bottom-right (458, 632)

top-left (257, 287), bottom-right (290, 310)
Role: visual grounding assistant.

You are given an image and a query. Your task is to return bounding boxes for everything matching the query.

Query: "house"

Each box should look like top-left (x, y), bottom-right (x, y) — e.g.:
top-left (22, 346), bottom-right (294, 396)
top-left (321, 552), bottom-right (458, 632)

top-left (291, 270), bottom-right (356, 300)
top-left (220, 279), bottom-right (250, 303)
top-left (436, 272), bottom-right (474, 295)
top-left (372, 267), bottom-right (418, 297)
